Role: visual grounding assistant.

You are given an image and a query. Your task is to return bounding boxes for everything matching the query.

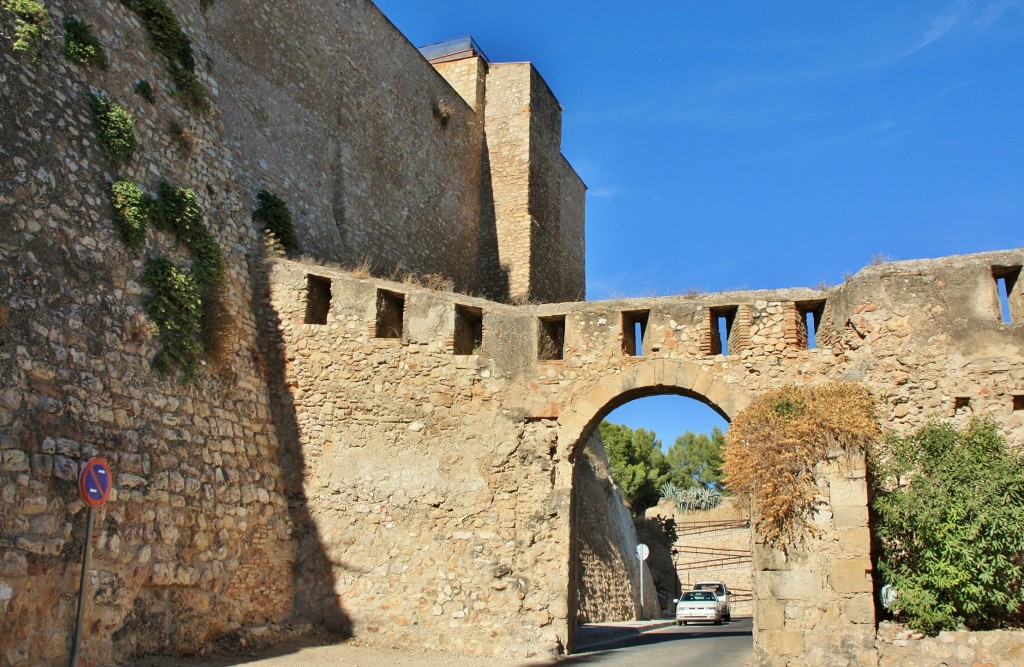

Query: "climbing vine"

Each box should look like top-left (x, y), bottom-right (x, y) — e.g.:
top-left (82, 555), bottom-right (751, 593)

top-left (90, 94), bottom-right (137, 171)
top-left (120, 0), bottom-right (208, 113)
top-left (63, 16), bottom-right (105, 67)
top-left (2, 0), bottom-right (50, 60)
top-left (141, 257), bottom-right (203, 382)
top-left (110, 180), bottom-right (148, 248)
top-left (723, 383), bottom-right (879, 550)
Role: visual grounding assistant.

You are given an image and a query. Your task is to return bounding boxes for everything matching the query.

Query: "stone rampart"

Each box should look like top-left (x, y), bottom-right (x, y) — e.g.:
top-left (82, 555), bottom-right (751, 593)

top-left (2, 0), bottom-right (1024, 664)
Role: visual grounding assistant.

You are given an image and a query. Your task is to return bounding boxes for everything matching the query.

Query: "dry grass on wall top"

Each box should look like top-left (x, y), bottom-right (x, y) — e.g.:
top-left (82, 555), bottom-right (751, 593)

top-left (723, 383), bottom-right (880, 551)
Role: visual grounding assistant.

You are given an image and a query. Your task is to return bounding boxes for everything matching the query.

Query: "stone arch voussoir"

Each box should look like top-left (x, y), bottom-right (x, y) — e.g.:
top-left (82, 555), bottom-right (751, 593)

top-left (557, 358), bottom-right (753, 460)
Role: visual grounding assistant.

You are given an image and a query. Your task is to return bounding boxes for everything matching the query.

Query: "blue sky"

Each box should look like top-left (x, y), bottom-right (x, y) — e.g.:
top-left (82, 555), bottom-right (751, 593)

top-left (374, 1), bottom-right (1024, 446)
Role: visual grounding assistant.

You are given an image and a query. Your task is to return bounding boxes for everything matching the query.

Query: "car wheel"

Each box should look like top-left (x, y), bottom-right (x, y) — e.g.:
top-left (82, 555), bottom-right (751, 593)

top-left (681, 621), bottom-right (687, 626)
top-left (676, 621), bottom-right (682, 626)
top-left (725, 613), bottom-right (731, 622)
top-left (714, 617), bottom-right (722, 625)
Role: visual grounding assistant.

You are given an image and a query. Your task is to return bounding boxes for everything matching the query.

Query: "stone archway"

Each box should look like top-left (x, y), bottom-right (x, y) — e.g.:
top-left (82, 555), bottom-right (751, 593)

top-left (555, 359), bottom-right (752, 652)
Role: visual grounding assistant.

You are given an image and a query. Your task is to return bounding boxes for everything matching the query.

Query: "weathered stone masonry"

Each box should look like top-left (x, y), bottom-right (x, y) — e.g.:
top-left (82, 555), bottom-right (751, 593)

top-left (2, 0), bottom-right (1024, 664)
top-left (266, 248), bottom-right (1023, 660)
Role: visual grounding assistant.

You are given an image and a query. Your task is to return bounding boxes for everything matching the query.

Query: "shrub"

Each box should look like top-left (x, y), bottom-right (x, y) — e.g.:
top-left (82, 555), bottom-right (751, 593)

top-left (63, 16), bottom-right (105, 67)
top-left (723, 383), bottom-right (879, 550)
top-left (252, 190), bottom-right (299, 254)
top-left (134, 79), bottom-right (156, 103)
top-left (871, 418), bottom-right (1024, 634)
top-left (110, 180), bottom-right (148, 248)
top-left (142, 257), bottom-right (203, 382)
top-left (2, 0), bottom-right (50, 60)
top-left (661, 482), bottom-right (722, 513)
top-left (90, 94), bottom-right (136, 171)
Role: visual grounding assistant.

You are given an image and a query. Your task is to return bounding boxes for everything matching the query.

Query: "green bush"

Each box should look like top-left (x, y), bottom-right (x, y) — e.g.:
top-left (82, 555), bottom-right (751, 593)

top-left (2, 0), bottom-right (50, 60)
top-left (252, 190), bottom-right (299, 254)
top-left (142, 257), bottom-right (203, 382)
top-left (63, 16), bottom-right (105, 67)
top-left (121, 0), bottom-right (208, 113)
top-left (134, 79), bottom-right (156, 103)
top-left (110, 180), bottom-right (148, 248)
top-left (149, 182), bottom-right (224, 289)
top-left (90, 94), bottom-right (136, 171)
top-left (871, 418), bottom-right (1024, 634)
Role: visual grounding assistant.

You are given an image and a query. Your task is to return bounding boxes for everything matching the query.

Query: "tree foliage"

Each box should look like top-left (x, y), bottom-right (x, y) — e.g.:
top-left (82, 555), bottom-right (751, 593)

top-left (871, 418), bottom-right (1024, 634)
top-left (723, 383), bottom-right (879, 550)
top-left (599, 421), bottom-right (669, 517)
top-left (665, 427), bottom-right (725, 489)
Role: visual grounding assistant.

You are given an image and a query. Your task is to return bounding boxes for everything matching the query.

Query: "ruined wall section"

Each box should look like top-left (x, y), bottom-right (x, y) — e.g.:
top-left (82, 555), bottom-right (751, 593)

top-left (0, 2), bottom-right (294, 665)
top-left (206, 0), bottom-right (485, 291)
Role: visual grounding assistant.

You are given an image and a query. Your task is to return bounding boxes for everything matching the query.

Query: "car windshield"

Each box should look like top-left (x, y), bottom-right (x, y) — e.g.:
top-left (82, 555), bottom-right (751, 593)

top-left (696, 584), bottom-right (724, 595)
top-left (682, 591), bottom-right (715, 601)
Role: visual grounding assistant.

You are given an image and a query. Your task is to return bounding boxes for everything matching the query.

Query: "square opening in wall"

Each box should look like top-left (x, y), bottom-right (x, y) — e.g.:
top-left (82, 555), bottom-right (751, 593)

top-left (796, 299), bottom-right (826, 349)
top-left (1013, 395), bottom-right (1024, 411)
top-left (538, 315), bottom-right (565, 361)
top-left (709, 306), bottom-right (737, 356)
top-left (304, 274), bottom-right (331, 325)
top-left (992, 265), bottom-right (1021, 324)
top-left (622, 310), bottom-right (649, 356)
top-left (375, 289), bottom-right (405, 339)
top-left (954, 396), bottom-right (971, 415)
top-left (454, 305), bottom-right (483, 355)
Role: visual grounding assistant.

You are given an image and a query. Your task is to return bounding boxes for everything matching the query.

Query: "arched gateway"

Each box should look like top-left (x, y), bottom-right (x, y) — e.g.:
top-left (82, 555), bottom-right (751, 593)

top-left (264, 249), bottom-right (1022, 664)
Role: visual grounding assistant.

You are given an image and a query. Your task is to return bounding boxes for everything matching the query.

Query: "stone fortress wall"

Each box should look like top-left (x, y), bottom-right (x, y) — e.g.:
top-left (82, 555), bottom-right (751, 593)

top-left (2, 0), bottom-right (1024, 665)
top-left (265, 248), bottom-right (1023, 661)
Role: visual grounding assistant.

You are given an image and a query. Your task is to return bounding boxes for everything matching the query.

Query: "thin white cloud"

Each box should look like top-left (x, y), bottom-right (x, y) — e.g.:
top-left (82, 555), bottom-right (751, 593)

top-left (971, 0), bottom-right (1021, 31)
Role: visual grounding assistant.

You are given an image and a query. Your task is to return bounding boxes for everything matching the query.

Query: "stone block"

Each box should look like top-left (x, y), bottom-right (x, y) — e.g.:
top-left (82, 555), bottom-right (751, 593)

top-left (829, 557), bottom-right (873, 593)
top-left (758, 599), bottom-right (786, 630)
top-left (832, 505), bottom-right (869, 529)
top-left (842, 593), bottom-right (875, 624)
top-left (829, 477), bottom-right (868, 508)
top-left (837, 527), bottom-right (871, 556)
top-left (761, 570), bottom-right (823, 600)
top-left (760, 630), bottom-right (804, 656)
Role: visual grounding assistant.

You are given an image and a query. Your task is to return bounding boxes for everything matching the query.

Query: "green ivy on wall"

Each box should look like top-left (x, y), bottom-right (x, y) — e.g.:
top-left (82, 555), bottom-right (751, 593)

top-left (110, 180), bottom-right (148, 248)
top-left (90, 94), bottom-right (137, 171)
top-left (63, 16), bottom-right (105, 67)
top-left (120, 0), bottom-right (208, 113)
top-left (141, 257), bottom-right (204, 382)
top-left (2, 0), bottom-right (50, 61)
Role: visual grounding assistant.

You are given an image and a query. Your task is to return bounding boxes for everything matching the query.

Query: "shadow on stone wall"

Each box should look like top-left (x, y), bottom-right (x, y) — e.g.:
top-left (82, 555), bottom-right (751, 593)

top-left (250, 254), bottom-right (352, 636)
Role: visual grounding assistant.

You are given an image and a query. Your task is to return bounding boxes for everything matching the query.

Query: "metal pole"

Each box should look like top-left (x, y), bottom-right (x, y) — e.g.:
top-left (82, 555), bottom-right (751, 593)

top-left (638, 556), bottom-right (644, 621)
top-left (70, 506), bottom-right (94, 667)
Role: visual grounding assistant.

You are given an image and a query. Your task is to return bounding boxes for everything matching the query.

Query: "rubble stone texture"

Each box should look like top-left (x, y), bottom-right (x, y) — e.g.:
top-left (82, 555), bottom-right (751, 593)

top-left (1, 1), bottom-right (1023, 666)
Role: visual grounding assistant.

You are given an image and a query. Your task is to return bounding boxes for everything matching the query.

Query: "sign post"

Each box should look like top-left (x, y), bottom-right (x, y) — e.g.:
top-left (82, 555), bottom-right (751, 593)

top-left (72, 457), bottom-right (112, 667)
top-left (636, 543), bottom-right (650, 620)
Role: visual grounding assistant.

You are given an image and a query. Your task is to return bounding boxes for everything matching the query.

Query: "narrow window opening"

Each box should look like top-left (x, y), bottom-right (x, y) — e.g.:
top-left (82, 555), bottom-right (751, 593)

top-left (538, 316), bottom-right (565, 361)
top-left (954, 397), bottom-right (971, 415)
top-left (797, 300), bottom-right (826, 350)
top-left (622, 310), bottom-right (649, 356)
top-left (1013, 395), bottom-right (1024, 411)
top-left (304, 274), bottom-right (331, 325)
top-left (993, 266), bottom-right (1020, 324)
top-left (709, 306), bottom-right (737, 356)
top-left (454, 305), bottom-right (483, 355)
top-left (375, 289), bottom-right (405, 338)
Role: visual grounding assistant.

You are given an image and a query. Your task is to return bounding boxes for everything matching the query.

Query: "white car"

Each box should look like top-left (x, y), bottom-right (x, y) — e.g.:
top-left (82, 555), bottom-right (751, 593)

top-left (693, 580), bottom-right (731, 622)
top-left (674, 590), bottom-right (722, 625)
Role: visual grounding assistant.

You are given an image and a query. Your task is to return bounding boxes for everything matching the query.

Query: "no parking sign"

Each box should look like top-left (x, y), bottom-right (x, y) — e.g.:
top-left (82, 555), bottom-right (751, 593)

top-left (79, 457), bottom-right (112, 507)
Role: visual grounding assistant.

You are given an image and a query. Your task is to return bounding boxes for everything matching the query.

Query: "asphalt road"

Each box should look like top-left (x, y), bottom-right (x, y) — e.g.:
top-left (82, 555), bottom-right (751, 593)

top-left (557, 617), bottom-right (753, 667)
